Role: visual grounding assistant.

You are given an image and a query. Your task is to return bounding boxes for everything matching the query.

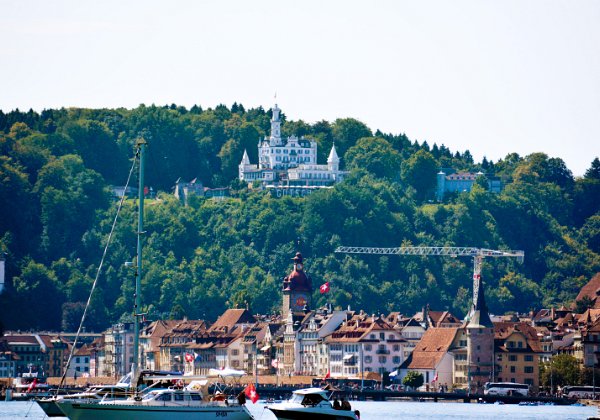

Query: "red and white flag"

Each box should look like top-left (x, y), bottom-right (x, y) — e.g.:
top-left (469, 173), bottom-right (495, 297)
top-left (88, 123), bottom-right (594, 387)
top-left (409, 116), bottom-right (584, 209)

top-left (324, 370), bottom-right (330, 380)
top-left (244, 383), bottom-right (259, 404)
top-left (319, 282), bottom-right (330, 294)
top-left (432, 372), bottom-right (438, 382)
top-left (27, 378), bottom-right (38, 393)
top-left (185, 353), bottom-right (194, 363)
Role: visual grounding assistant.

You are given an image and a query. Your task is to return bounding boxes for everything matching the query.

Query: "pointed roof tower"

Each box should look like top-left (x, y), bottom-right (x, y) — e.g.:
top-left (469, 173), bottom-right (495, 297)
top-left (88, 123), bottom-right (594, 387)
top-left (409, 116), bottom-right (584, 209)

top-left (327, 144), bottom-right (340, 164)
top-left (467, 276), bottom-right (493, 328)
top-left (240, 149), bottom-right (250, 165)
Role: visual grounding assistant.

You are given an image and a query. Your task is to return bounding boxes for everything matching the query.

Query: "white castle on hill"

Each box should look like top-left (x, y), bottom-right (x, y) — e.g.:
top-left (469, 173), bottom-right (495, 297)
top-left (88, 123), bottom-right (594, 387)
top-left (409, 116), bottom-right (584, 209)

top-left (239, 104), bottom-right (347, 194)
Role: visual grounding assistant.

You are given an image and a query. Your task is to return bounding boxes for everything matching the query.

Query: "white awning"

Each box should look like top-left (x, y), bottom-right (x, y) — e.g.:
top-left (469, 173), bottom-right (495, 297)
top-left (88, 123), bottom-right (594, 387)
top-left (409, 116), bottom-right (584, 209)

top-left (389, 370), bottom-right (399, 377)
top-left (260, 345), bottom-right (271, 351)
top-left (343, 354), bottom-right (354, 360)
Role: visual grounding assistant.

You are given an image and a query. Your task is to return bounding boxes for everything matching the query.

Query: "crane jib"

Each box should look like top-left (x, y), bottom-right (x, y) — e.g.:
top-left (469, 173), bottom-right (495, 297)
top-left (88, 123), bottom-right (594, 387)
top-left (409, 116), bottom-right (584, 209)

top-left (334, 246), bottom-right (524, 261)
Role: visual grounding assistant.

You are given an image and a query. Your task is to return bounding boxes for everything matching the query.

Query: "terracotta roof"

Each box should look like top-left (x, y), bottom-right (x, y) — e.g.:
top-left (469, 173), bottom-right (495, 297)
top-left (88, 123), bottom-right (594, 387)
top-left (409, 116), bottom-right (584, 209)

top-left (208, 309), bottom-right (255, 332)
top-left (326, 314), bottom-right (398, 343)
top-left (402, 328), bottom-right (458, 369)
top-left (429, 311), bottom-right (462, 327)
top-left (575, 273), bottom-right (600, 305)
top-left (493, 322), bottom-right (543, 353)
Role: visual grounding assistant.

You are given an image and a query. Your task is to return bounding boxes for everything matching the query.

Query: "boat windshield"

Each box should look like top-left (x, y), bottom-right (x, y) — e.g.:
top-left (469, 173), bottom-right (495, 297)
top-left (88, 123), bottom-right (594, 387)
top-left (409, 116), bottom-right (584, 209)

top-left (290, 394), bottom-right (304, 404)
top-left (301, 394), bottom-right (325, 406)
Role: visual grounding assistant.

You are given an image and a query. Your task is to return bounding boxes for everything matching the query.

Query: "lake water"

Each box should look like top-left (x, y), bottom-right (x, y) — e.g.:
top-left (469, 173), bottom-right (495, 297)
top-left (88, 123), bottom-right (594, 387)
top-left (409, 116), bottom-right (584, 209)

top-left (1, 400), bottom-right (596, 420)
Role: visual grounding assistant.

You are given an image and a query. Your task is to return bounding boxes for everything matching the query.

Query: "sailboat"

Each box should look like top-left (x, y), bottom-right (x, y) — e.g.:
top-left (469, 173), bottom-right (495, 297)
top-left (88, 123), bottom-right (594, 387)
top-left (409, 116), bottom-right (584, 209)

top-left (56, 139), bottom-right (254, 420)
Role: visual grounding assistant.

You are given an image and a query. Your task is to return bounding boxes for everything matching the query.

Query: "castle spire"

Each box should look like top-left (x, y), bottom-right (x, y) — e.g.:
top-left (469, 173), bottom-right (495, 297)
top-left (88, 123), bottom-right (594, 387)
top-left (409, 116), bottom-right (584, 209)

top-left (328, 143), bottom-right (339, 162)
top-left (241, 149), bottom-right (250, 165)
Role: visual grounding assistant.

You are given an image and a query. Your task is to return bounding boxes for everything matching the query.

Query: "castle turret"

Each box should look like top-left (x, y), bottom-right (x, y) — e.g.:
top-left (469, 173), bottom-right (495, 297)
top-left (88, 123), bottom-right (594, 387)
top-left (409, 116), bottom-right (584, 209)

top-left (327, 144), bottom-right (340, 173)
top-left (270, 104), bottom-right (283, 146)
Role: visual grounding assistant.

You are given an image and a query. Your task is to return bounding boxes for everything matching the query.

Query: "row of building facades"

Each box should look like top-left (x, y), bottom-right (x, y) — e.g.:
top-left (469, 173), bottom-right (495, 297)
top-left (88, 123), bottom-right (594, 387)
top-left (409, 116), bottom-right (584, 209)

top-left (2, 254), bottom-right (600, 394)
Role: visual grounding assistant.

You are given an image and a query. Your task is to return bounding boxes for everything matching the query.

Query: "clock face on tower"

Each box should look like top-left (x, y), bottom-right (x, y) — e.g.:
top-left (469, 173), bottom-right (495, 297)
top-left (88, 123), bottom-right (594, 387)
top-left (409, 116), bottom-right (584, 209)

top-left (293, 293), bottom-right (308, 311)
top-left (296, 263), bottom-right (303, 271)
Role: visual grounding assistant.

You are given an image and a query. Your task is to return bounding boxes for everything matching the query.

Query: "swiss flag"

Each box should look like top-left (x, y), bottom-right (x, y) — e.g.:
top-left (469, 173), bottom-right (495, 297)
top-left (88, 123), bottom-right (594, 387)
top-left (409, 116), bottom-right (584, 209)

top-left (432, 372), bottom-right (438, 382)
top-left (319, 282), bottom-right (330, 294)
top-left (27, 378), bottom-right (38, 392)
top-left (244, 383), bottom-right (259, 404)
top-left (185, 353), bottom-right (194, 363)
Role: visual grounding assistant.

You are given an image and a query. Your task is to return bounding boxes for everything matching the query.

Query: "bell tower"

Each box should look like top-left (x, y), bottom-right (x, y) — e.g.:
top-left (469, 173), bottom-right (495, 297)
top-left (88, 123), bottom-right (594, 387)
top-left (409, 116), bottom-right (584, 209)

top-left (282, 252), bottom-right (312, 316)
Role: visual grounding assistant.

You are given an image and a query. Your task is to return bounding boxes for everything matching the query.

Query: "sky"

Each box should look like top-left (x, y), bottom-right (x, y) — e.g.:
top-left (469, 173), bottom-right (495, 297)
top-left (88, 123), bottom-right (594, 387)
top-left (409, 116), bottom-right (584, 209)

top-left (2, 1), bottom-right (599, 176)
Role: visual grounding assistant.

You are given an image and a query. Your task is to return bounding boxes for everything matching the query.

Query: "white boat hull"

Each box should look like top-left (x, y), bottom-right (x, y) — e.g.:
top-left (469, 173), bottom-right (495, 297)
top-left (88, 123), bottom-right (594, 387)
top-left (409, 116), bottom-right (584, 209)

top-left (267, 406), bottom-right (356, 420)
top-left (57, 400), bottom-right (254, 420)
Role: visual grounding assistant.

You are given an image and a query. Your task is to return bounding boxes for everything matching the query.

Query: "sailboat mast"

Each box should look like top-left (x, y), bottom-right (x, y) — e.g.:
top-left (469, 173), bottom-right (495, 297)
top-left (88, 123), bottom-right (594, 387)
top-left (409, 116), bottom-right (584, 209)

top-left (133, 138), bottom-right (147, 381)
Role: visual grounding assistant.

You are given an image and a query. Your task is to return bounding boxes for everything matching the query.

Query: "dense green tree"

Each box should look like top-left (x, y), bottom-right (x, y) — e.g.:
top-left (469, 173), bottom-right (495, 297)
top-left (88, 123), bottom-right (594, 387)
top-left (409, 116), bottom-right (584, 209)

top-left (403, 371), bottom-right (424, 389)
top-left (585, 157), bottom-right (600, 180)
top-left (401, 150), bottom-right (438, 202)
top-left (12, 260), bottom-right (63, 329)
top-left (345, 137), bottom-right (402, 179)
top-left (540, 354), bottom-right (581, 388)
top-left (331, 118), bottom-right (372, 159)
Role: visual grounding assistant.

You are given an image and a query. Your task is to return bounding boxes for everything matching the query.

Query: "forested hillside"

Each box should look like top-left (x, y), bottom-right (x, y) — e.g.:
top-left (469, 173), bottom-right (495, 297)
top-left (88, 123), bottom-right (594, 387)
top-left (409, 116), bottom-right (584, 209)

top-left (1, 104), bottom-right (599, 332)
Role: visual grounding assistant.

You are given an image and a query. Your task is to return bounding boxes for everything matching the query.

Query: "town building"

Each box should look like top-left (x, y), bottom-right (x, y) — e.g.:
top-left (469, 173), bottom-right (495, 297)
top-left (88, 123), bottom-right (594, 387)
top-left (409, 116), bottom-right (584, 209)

top-left (398, 327), bottom-right (459, 390)
top-left (174, 178), bottom-right (230, 205)
top-left (66, 345), bottom-right (91, 379)
top-left (239, 104), bottom-right (347, 194)
top-left (436, 170), bottom-right (502, 201)
top-left (494, 322), bottom-right (544, 392)
top-left (158, 319), bottom-right (208, 372)
top-left (326, 312), bottom-right (405, 378)
top-left (103, 322), bottom-right (135, 378)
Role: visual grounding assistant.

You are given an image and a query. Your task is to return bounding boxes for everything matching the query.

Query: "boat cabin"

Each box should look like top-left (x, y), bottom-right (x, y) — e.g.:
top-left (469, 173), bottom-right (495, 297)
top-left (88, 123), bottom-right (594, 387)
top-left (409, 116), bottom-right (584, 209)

top-left (289, 388), bottom-right (330, 407)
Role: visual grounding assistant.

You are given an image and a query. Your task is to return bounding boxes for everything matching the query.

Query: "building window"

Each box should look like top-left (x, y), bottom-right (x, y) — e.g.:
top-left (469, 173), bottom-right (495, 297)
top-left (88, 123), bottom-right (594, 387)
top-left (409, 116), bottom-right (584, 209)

top-left (393, 356), bottom-right (400, 364)
top-left (393, 345), bottom-right (399, 352)
top-left (508, 355), bottom-right (517, 362)
top-left (524, 366), bottom-right (534, 374)
top-left (365, 345), bottom-right (372, 351)
top-left (510, 366), bottom-right (516, 373)
top-left (524, 355), bottom-right (533, 362)
top-left (365, 356), bottom-right (372, 363)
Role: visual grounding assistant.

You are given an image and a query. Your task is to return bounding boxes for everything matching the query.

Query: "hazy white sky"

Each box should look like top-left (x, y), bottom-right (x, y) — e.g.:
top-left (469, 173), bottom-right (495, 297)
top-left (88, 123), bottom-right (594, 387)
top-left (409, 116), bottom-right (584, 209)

top-left (2, 1), bottom-right (599, 175)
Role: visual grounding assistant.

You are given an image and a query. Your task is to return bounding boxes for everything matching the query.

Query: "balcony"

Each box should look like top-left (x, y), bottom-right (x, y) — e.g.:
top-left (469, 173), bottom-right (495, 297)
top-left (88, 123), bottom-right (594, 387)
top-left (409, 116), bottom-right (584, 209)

top-left (376, 349), bottom-right (390, 355)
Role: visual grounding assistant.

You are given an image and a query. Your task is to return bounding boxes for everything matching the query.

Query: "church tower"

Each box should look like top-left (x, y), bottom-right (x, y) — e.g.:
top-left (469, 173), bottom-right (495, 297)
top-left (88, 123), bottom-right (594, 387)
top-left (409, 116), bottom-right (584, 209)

top-left (466, 271), bottom-right (494, 393)
top-left (282, 252), bottom-right (313, 316)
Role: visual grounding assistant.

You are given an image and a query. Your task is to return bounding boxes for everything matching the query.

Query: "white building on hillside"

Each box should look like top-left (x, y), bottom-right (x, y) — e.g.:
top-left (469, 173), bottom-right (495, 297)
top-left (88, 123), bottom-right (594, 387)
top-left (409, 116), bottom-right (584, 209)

top-left (239, 104), bottom-right (347, 192)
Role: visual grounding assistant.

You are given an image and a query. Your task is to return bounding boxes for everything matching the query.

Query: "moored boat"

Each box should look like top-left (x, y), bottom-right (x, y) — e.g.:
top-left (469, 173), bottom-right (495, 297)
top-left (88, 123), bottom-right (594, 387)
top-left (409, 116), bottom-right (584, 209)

top-left (11, 366), bottom-right (52, 400)
top-left (267, 387), bottom-right (357, 420)
top-left (58, 386), bottom-right (253, 420)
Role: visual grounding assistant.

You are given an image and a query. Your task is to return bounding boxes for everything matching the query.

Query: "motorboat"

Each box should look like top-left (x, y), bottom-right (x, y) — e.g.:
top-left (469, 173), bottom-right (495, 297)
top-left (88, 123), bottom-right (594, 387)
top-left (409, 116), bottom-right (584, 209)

top-left (58, 384), bottom-right (253, 420)
top-left (267, 387), bottom-right (357, 420)
top-left (11, 366), bottom-right (52, 400)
